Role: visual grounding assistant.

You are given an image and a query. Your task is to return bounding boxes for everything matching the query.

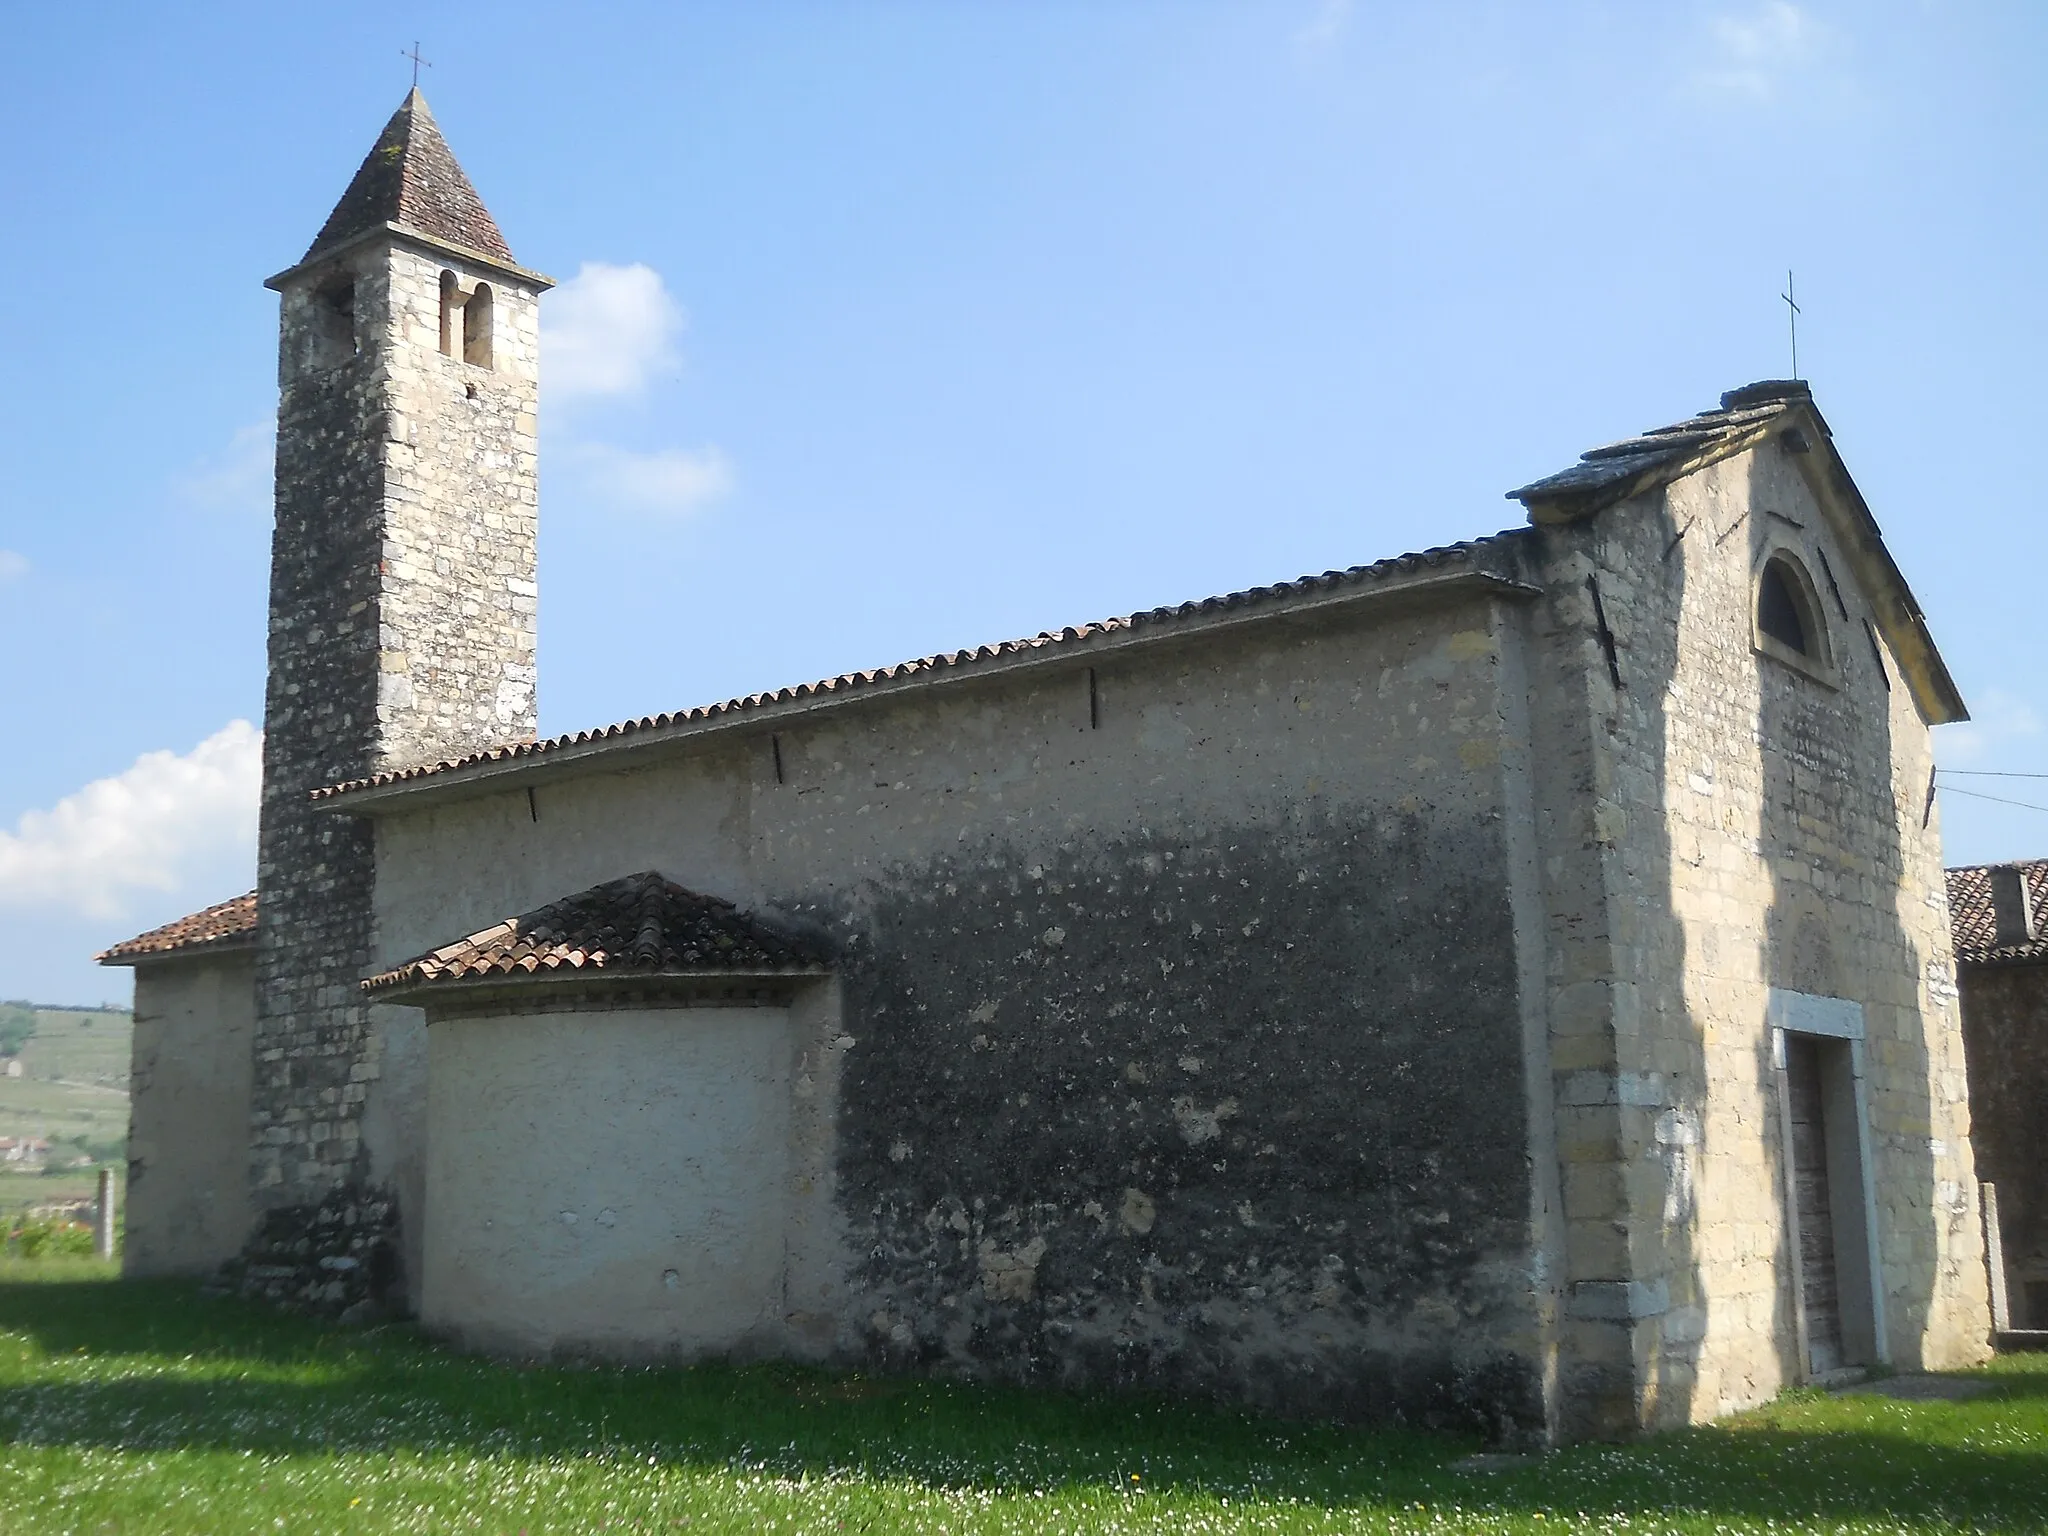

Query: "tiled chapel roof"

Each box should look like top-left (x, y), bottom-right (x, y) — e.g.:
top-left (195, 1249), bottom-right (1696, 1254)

top-left (363, 872), bottom-right (829, 997)
top-left (302, 88), bottom-right (515, 266)
top-left (1947, 861), bottom-right (2048, 966)
top-left (97, 891), bottom-right (257, 966)
top-left (311, 533), bottom-right (1533, 802)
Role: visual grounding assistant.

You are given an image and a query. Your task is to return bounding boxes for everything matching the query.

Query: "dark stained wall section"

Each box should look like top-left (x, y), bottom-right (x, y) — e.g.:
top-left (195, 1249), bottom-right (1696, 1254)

top-left (814, 809), bottom-right (1539, 1433)
top-left (1957, 963), bottom-right (2048, 1327)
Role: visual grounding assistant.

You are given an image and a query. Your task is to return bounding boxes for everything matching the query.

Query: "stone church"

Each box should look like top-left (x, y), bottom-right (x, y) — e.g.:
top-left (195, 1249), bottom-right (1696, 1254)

top-left (101, 89), bottom-right (1993, 1443)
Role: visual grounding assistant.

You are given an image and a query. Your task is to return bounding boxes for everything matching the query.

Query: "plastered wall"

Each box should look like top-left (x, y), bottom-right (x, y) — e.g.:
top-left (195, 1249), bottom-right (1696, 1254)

top-left (369, 588), bottom-right (1553, 1432)
top-left (423, 1002), bottom-right (803, 1358)
top-left (125, 951), bottom-right (258, 1276)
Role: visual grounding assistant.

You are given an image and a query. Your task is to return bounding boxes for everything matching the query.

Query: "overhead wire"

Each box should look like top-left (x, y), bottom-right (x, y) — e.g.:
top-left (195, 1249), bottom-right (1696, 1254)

top-left (1935, 785), bottom-right (2048, 815)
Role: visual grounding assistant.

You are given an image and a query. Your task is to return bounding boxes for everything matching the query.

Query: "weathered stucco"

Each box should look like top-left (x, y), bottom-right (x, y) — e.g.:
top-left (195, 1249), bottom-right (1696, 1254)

top-left (424, 1002), bottom-right (806, 1356)
top-left (371, 590), bottom-right (1553, 1434)
top-left (124, 951), bottom-right (259, 1277)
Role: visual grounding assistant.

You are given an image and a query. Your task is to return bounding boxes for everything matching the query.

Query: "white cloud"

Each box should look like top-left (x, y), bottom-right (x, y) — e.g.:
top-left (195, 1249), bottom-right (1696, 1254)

top-left (1687, 2), bottom-right (1822, 103)
top-left (0, 721), bottom-right (262, 921)
top-left (177, 418), bottom-right (275, 515)
top-left (1936, 688), bottom-right (2043, 769)
top-left (543, 262), bottom-right (684, 401)
top-left (567, 442), bottom-right (734, 518)
top-left (0, 550), bottom-right (27, 582)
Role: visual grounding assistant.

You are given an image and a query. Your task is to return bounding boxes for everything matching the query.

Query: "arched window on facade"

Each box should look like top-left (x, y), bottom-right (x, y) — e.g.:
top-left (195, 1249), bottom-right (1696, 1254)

top-left (1756, 552), bottom-right (1829, 671)
top-left (463, 282), bottom-right (494, 369)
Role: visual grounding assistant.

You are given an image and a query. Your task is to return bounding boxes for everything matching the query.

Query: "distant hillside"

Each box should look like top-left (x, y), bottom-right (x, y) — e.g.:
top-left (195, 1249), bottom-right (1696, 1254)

top-left (2, 1001), bottom-right (130, 1014)
top-left (19, 1008), bottom-right (131, 1087)
top-left (0, 1008), bottom-right (131, 1208)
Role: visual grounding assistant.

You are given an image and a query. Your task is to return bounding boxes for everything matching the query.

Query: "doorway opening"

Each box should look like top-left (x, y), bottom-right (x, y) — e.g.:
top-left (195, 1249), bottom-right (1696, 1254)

top-left (1775, 1018), bottom-right (1885, 1379)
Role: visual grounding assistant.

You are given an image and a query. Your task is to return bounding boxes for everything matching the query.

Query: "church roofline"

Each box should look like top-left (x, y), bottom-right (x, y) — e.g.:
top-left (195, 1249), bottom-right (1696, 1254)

top-left (265, 219), bottom-right (554, 293)
top-left (312, 537), bottom-right (1542, 813)
top-left (1510, 381), bottom-right (1967, 728)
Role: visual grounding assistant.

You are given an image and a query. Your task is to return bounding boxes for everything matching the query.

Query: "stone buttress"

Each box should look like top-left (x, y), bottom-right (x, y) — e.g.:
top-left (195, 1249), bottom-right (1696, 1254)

top-left (243, 89), bottom-right (550, 1309)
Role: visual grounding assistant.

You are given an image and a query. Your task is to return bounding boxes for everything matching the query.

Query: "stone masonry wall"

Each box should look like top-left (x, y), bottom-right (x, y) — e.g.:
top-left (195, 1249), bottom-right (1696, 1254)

top-left (368, 587), bottom-right (1554, 1436)
top-left (1524, 439), bottom-right (1987, 1438)
top-left (252, 237), bottom-right (540, 1308)
top-left (1956, 962), bottom-right (2048, 1326)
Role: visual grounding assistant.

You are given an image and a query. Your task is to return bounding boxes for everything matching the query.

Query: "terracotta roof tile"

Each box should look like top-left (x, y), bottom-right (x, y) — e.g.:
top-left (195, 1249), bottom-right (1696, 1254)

top-left (97, 892), bottom-right (257, 966)
top-left (303, 88), bottom-right (515, 266)
top-left (1948, 861), bottom-right (2048, 966)
top-left (314, 530), bottom-right (1532, 801)
top-left (364, 872), bottom-right (828, 997)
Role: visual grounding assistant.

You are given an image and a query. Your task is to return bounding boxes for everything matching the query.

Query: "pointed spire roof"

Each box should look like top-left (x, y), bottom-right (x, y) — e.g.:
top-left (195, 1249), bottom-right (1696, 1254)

top-left (302, 88), bottom-right (515, 266)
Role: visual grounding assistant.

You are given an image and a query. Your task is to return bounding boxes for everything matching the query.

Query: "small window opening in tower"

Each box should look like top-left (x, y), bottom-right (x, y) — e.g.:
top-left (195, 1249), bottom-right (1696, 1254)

top-left (439, 271), bottom-right (460, 357)
top-left (1758, 555), bottom-right (1820, 659)
top-left (309, 279), bottom-right (358, 369)
top-left (463, 282), bottom-right (494, 369)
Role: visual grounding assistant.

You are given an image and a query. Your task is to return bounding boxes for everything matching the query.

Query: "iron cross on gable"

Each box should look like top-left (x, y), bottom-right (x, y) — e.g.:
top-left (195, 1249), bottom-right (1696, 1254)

top-left (1782, 269), bottom-right (1801, 381)
top-left (403, 41), bottom-right (433, 88)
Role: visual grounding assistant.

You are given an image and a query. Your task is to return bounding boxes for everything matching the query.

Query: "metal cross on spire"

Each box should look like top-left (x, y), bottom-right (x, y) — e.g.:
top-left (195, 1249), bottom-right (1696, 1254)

top-left (1782, 269), bottom-right (1801, 381)
top-left (403, 41), bottom-right (433, 88)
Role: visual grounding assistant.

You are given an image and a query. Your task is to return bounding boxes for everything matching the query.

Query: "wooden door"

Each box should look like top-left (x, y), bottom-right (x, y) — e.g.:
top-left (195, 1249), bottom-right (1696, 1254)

top-left (1786, 1034), bottom-right (1844, 1375)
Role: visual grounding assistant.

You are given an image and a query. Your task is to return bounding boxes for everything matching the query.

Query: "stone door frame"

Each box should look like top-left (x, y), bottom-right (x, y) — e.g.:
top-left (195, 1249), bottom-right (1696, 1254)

top-left (1766, 988), bottom-right (1891, 1379)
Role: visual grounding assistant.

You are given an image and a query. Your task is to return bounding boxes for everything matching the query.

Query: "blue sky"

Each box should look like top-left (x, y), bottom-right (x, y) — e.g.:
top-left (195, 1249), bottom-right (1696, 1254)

top-left (1, 1), bottom-right (2043, 1004)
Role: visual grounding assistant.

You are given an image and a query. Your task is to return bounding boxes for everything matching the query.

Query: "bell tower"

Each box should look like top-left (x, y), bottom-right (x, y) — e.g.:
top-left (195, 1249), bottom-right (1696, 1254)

top-left (249, 90), bottom-right (550, 1275)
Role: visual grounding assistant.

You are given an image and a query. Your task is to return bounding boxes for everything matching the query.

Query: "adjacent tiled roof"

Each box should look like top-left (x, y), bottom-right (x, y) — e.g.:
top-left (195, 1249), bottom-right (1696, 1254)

top-left (97, 891), bottom-right (258, 966)
top-left (1948, 862), bottom-right (2048, 966)
top-left (303, 88), bottom-right (515, 266)
top-left (314, 532), bottom-right (1532, 802)
top-left (1509, 380), bottom-right (1813, 515)
top-left (363, 872), bottom-right (830, 997)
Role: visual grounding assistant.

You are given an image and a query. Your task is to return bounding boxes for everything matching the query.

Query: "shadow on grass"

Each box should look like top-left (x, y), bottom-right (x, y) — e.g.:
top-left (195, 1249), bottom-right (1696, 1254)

top-left (4, 1275), bottom-right (2047, 1528)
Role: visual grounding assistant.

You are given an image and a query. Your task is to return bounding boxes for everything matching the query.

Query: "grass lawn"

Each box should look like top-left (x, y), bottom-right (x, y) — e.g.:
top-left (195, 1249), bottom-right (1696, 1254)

top-left (2, 1262), bottom-right (2043, 1534)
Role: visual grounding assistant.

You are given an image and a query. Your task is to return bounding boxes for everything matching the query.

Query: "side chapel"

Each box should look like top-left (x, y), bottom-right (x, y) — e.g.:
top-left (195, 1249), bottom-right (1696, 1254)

top-left (101, 90), bottom-right (1993, 1444)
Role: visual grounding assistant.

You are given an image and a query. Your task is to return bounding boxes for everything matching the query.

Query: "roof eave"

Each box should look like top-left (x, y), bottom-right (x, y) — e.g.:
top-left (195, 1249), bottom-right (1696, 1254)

top-left (1955, 951), bottom-right (2048, 970)
top-left (366, 965), bottom-right (832, 1011)
top-left (318, 559), bottom-right (1543, 815)
top-left (266, 221), bottom-right (555, 293)
top-left (96, 934), bottom-right (258, 968)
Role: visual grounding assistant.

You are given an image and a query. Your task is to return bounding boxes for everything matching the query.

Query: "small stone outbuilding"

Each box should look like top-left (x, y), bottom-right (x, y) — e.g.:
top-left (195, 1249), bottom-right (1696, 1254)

top-left (1947, 861), bottom-right (2048, 1333)
top-left (98, 893), bottom-right (259, 1276)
